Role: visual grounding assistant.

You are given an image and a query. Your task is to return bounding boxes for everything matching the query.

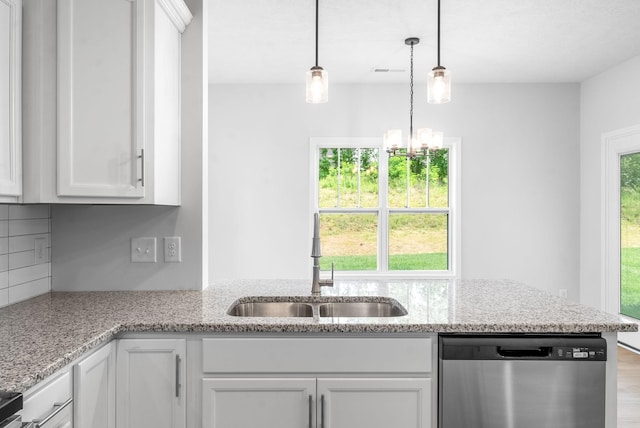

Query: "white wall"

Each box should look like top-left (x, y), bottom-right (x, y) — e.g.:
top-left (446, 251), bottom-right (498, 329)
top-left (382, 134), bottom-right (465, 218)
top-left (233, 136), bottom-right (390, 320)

top-left (0, 204), bottom-right (51, 306)
top-left (209, 83), bottom-right (580, 297)
top-left (580, 55), bottom-right (640, 309)
top-left (51, 0), bottom-right (207, 291)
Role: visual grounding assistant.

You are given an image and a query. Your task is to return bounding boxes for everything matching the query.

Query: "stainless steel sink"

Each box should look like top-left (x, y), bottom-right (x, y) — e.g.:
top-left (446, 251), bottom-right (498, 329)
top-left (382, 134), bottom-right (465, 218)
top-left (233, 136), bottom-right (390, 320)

top-left (318, 302), bottom-right (407, 318)
top-left (227, 302), bottom-right (313, 317)
top-left (227, 297), bottom-right (408, 318)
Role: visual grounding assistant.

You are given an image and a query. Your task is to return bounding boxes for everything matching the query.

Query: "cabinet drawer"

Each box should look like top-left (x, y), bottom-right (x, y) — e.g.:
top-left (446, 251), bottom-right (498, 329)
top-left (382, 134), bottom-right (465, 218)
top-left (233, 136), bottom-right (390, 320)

top-left (22, 370), bottom-right (72, 421)
top-left (202, 337), bottom-right (432, 374)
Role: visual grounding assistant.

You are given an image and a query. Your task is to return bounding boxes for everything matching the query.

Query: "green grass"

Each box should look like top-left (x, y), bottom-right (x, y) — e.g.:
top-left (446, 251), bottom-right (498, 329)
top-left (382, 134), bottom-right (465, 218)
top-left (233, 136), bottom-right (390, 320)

top-left (621, 247), bottom-right (640, 319)
top-left (320, 253), bottom-right (447, 271)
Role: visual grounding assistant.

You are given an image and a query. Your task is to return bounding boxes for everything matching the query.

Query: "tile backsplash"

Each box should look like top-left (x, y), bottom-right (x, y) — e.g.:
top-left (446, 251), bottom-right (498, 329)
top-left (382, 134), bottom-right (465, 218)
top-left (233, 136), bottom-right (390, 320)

top-left (0, 204), bottom-right (51, 308)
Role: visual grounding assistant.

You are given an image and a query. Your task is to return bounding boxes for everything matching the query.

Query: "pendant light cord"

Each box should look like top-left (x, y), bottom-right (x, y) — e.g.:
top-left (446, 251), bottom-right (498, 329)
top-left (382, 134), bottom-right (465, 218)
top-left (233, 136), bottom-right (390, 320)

top-left (409, 42), bottom-right (414, 138)
top-left (437, 0), bottom-right (441, 66)
top-left (315, 0), bottom-right (319, 67)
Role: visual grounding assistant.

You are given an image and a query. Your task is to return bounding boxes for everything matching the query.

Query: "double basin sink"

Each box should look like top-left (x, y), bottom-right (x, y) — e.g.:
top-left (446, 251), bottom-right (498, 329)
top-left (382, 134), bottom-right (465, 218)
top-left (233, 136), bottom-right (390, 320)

top-left (227, 296), bottom-right (407, 318)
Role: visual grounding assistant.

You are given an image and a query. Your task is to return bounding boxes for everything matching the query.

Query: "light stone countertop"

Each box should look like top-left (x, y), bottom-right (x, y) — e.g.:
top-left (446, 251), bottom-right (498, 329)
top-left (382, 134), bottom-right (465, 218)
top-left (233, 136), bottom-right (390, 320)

top-left (0, 278), bottom-right (635, 393)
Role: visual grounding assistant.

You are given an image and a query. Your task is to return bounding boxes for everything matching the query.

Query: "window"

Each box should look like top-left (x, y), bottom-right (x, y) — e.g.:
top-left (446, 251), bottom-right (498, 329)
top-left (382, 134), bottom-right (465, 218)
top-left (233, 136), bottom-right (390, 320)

top-left (310, 137), bottom-right (460, 276)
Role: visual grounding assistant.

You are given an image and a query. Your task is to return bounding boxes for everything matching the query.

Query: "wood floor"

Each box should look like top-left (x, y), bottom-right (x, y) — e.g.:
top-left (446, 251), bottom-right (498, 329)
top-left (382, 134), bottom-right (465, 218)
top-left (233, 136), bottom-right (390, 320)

top-left (619, 346), bottom-right (640, 427)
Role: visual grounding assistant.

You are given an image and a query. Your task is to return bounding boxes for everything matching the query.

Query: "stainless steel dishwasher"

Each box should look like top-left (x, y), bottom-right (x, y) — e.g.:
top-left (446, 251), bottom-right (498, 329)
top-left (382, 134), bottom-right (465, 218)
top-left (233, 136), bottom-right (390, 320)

top-left (439, 334), bottom-right (607, 428)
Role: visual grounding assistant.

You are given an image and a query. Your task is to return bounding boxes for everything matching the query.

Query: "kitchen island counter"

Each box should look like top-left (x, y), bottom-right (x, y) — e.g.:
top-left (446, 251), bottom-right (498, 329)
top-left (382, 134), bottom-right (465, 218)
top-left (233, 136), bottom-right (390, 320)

top-left (0, 278), bottom-right (635, 392)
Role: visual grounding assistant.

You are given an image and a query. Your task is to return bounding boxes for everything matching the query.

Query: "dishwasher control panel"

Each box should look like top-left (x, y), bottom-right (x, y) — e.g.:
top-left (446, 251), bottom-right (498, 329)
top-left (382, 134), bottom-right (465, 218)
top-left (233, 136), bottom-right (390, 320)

top-left (557, 346), bottom-right (606, 360)
top-left (440, 335), bottom-right (607, 361)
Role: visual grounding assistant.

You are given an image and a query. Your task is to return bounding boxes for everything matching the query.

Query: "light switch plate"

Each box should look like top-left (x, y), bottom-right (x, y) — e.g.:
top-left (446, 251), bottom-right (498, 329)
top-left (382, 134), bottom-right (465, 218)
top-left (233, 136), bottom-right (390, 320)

top-left (131, 237), bottom-right (157, 263)
top-left (164, 236), bottom-right (181, 262)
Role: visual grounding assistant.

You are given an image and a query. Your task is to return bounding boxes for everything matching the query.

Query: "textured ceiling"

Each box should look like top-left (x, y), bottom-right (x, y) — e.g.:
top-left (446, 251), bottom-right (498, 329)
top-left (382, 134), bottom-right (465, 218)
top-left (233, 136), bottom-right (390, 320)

top-left (208, 0), bottom-right (640, 84)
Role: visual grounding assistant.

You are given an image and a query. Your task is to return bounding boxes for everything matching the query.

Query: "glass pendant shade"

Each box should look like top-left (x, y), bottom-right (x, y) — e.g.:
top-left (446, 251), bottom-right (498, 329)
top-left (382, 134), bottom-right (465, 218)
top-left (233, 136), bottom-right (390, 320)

top-left (306, 66), bottom-right (328, 104)
top-left (427, 67), bottom-right (451, 104)
top-left (416, 128), bottom-right (433, 150)
top-left (432, 131), bottom-right (444, 149)
top-left (384, 129), bottom-right (403, 151)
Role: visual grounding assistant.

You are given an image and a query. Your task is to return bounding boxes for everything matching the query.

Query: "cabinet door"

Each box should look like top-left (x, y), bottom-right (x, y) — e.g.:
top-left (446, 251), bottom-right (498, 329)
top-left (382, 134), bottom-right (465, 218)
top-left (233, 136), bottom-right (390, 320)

top-left (0, 0), bottom-right (21, 198)
top-left (317, 378), bottom-right (431, 428)
top-left (74, 342), bottom-right (116, 428)
top-left (57, 0), bottom-right (144, 199)
top-left (202, 378), bottom-right (316, 428)
top-left (117, 339), bottom-right (186, 428)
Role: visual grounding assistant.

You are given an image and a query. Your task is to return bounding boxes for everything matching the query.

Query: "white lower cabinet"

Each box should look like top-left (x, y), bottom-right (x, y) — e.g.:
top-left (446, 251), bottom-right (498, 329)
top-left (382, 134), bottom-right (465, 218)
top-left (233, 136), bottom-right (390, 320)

top-left (202, 378), bottom-right (317, 428)
top-left (201, 336), bottom-right (434, 428)
top-left (202, 377), bottom-right (431, 428)
top-left (318, 378), bottom-right (431, 428)
top-left (74, 341), bottom-right (116, 428)
top-left (21, 369), bottom-right (73, 427)
top-left (116, 339), bottom-right (186, 428)
top-left (17, 335), bottom-right (433, 428)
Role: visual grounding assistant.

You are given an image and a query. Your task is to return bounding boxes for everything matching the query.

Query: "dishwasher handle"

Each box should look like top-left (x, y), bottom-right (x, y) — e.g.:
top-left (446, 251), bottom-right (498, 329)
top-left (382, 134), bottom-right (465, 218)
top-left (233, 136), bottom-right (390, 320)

top-left (497, 346), bottom-right (552, 358)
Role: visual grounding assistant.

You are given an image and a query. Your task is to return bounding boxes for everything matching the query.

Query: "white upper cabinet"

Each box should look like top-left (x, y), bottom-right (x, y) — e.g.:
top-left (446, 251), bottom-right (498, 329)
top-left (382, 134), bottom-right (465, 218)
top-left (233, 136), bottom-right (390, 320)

top-left (22, 0), bottom-right (191, 204)
top-left (0, 0), bottom-right (21, 202)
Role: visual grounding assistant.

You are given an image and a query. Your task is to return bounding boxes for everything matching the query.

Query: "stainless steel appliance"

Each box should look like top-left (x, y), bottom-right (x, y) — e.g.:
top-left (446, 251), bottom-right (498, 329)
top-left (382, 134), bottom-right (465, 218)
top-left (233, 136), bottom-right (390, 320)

top-left (0, 392), bottom-right (22, 428)
top-left (439, 334), bottom-right (607, 428)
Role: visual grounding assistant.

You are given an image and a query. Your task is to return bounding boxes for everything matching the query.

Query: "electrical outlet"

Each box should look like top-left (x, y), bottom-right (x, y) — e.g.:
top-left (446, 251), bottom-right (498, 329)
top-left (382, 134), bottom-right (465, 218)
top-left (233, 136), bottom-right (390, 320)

top-left (559, 289), bottom-right (568, 299)
top-left (34, 237), bottom-right (47, 264)
top-left (164, 236), bottom-right (181, 262)
top-left (131, 237), bottom-right (157, 263)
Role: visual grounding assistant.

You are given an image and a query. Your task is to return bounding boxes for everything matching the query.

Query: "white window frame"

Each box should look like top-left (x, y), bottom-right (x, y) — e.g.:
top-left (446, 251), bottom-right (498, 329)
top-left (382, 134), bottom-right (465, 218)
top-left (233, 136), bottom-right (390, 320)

top-left (309, 137), bottom-right (461, 278)
top-left (602, 125), bottom-right (640, 349)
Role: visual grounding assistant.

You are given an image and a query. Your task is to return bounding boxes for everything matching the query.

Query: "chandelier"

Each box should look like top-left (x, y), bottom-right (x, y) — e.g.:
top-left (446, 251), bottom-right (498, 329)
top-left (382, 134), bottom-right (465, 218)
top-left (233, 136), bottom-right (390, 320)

top-left (384, 38), bottom-right (443, 158)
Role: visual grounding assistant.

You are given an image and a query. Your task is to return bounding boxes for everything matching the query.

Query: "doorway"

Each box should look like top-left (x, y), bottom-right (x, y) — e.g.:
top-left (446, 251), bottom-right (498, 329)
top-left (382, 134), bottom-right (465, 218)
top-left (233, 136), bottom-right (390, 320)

top-left (604, 125), bottom-right (640, 350)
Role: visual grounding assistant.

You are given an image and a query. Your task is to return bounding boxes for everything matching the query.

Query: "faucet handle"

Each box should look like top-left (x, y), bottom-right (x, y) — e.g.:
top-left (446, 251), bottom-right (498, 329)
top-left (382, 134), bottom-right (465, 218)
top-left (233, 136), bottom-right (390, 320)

top-left (319, 262), bottom-right (334, 287)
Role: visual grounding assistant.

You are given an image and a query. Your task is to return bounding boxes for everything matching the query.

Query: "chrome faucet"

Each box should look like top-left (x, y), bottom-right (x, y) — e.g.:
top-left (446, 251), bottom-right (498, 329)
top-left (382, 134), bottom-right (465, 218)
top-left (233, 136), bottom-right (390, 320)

top-left (311, 212), bottom-right (334, 296)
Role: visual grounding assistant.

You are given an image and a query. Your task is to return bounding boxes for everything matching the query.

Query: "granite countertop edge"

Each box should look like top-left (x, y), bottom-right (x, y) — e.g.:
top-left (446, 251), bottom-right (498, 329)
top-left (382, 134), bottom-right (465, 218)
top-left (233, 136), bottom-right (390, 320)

top-left (10, 320), bottom-right (634, 393)
top-left (1, 279), bottom-right (636, 393)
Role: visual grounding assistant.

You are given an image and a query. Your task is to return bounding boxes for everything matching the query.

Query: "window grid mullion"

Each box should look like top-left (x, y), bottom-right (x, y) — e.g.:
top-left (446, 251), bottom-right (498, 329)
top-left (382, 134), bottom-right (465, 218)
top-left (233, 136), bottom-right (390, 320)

top-left (336, 149), bottom-right (341, 207)
top-left (379, 150), bottom-right (390, 272)
top-left (425, 155), bottom-right (431, 208)
top-left (405, 157), bottom-right (411, 208)
top-left (357, 149), bottom-right (361, 208)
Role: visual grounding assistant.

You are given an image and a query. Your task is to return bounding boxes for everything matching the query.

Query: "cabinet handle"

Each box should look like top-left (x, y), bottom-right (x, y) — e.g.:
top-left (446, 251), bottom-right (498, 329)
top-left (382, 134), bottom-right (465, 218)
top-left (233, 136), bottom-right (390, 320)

top-left (320, 394), bottom-right (325, 428)
top-left (175, 354), bottom-right (181, 398)
top-left (138, 149), bottom-right (145, 187)
top-left (32, 398), bottom-right (73, 428)
top-left (308, 394), bottom-right (313, 428)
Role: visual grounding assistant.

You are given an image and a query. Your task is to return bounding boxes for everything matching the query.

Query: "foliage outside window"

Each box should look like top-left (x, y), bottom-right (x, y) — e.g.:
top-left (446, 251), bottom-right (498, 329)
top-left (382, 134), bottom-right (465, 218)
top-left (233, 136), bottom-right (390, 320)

top-left (313, 138), bottom-right (458, 275)
top-left (620, 153), bottom-right (640, 319)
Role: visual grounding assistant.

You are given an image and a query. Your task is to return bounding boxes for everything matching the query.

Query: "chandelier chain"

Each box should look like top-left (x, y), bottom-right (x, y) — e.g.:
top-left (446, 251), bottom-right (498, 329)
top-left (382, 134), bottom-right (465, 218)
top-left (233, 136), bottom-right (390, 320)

top-left (409, 42), bottom-right (414, 138)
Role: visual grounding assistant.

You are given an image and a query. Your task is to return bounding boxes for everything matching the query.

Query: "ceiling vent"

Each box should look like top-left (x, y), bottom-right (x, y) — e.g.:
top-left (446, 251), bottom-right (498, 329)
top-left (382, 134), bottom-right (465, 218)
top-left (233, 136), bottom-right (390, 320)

top-left (372, 68), bottom-right (405, 73)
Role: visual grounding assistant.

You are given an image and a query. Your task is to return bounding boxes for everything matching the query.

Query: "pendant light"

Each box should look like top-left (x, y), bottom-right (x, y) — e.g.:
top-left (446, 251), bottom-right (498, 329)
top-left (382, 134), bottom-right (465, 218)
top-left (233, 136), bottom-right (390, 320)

top-left (384, 38), bottom-right (443, 158)
top-left (306, 0), bottom-right (328, 103)
top-left (427, 0), bottom-right (451, 104)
